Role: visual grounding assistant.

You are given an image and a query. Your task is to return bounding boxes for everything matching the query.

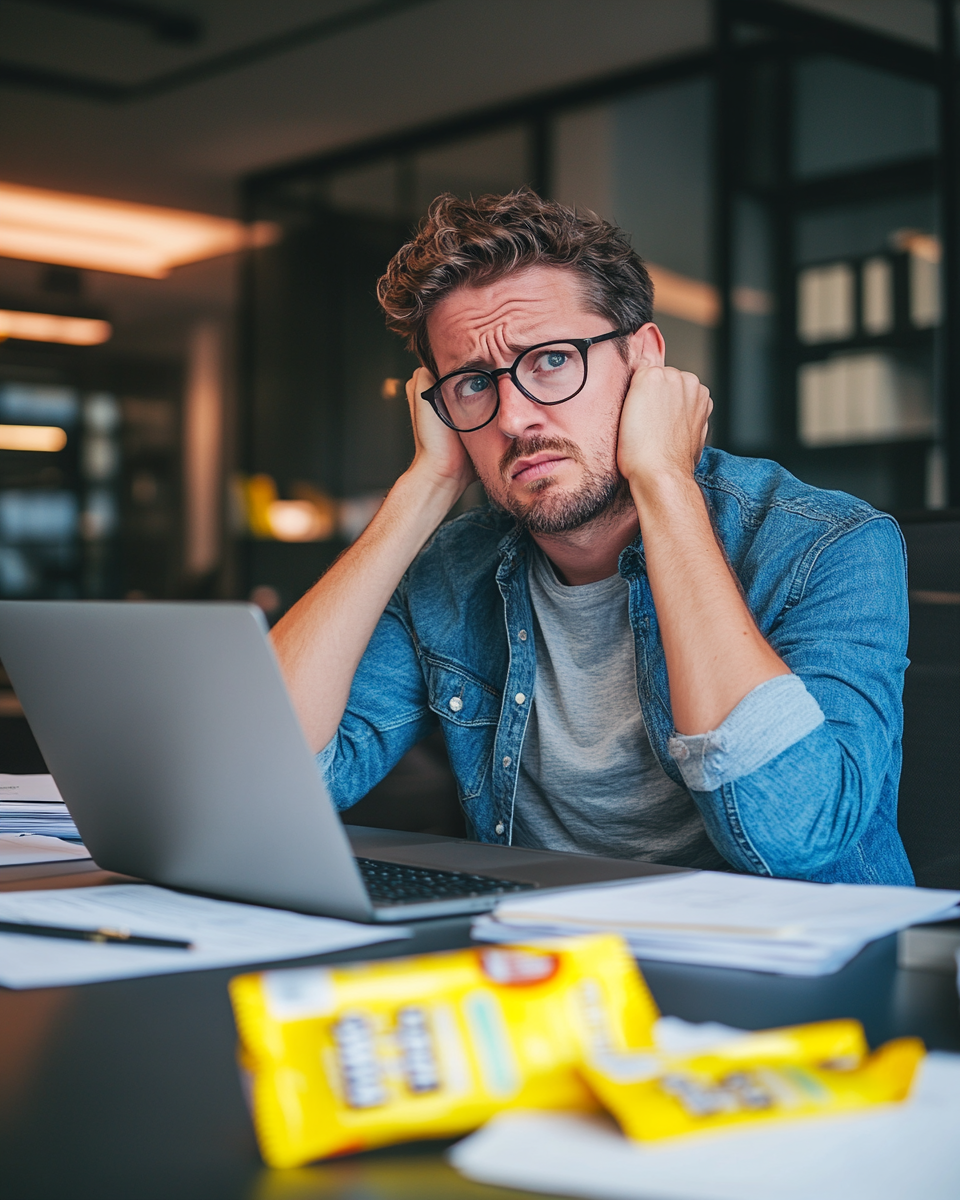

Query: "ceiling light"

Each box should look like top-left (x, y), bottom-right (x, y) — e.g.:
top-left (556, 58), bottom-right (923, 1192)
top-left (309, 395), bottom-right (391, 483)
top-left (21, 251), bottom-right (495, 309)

top-left (0, 425), bottom-right (68, 452)
top-left (0, 308), bottom-right (112, 345)
top-left (267, 500), bottom-right (329, 542)
top-left (0, 181), bottom-right (278, 279)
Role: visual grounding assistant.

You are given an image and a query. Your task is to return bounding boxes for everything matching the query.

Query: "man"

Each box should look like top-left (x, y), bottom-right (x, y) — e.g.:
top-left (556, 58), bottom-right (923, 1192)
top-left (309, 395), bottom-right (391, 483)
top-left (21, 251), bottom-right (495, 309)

top-left (272, 189), bottom-right (913, 886)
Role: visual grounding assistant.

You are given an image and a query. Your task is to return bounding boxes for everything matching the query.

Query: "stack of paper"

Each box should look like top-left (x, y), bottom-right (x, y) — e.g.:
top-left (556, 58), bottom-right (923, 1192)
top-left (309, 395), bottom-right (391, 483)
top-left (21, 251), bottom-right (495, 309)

top-left (450, 1052), bottom-right (960, 1200)
top-left (0, 773), bottom-right (80, 840)
top-left (473, 872), bottom-right (960, 976)
top-left (0, 802), bottom-right (79, 839)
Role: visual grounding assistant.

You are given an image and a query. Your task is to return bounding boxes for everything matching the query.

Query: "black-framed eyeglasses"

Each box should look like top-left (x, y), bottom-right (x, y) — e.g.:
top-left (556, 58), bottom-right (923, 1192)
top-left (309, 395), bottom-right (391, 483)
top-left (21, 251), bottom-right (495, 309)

top-left (421, 329), bottom-right (629, 432)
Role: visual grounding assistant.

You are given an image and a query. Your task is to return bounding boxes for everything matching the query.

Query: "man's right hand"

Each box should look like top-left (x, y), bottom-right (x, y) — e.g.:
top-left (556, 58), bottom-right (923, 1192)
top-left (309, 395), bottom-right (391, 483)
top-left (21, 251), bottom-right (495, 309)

top-left (406, 366), bottom-right (477, 496)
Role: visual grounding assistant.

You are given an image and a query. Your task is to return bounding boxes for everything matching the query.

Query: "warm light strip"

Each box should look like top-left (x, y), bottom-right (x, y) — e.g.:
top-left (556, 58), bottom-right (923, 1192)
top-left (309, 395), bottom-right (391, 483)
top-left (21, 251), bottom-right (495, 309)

top-left (892, 229), bottom-right (941, 263)
top-left (648, 264), bottom-right (721, 328)
top-left (0, 424), bottom-right (68, 452)
top-left (0, 181), bottom-right (278, 279)
top-left (0, 309), bottom-right (112, 345)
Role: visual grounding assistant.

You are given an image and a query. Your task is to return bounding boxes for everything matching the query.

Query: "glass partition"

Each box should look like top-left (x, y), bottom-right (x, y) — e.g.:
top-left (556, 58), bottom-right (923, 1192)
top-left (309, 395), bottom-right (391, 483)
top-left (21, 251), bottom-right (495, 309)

top-left (718, 10), bottom-right (942, 511)
top-left (793, 55), bottom-right (937, 179)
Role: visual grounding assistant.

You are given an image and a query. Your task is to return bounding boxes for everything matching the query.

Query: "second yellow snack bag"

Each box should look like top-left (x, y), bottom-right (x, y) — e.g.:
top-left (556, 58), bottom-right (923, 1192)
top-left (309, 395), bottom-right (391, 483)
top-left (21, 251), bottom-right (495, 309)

top-left (583, 1020), bottom-right (923, 1141)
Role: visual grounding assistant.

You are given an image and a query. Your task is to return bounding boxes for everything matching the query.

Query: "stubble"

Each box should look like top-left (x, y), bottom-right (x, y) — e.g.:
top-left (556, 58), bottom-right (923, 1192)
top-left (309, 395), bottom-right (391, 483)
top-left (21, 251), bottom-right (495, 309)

top-left (488, 434), bottom-right (632, 535)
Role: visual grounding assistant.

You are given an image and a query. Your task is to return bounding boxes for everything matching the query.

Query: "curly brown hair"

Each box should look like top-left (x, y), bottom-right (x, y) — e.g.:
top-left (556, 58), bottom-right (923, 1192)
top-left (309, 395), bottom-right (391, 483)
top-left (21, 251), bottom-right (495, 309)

top-left (377, 188), bottom-right (654, 372)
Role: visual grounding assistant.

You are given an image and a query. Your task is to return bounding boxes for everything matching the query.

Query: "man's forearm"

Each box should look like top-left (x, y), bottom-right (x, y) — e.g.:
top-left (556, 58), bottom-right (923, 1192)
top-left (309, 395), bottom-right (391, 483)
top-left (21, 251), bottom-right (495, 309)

top-left (270, 467), bottom-right (462, 752)
top-left (631, 471), bottom-right (789, 735)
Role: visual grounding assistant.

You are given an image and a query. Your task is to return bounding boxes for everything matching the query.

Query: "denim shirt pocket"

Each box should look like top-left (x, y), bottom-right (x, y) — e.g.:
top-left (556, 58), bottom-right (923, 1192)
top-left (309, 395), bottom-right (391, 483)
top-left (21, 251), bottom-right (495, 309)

top-left (422, 654), bottom-right (501, 801)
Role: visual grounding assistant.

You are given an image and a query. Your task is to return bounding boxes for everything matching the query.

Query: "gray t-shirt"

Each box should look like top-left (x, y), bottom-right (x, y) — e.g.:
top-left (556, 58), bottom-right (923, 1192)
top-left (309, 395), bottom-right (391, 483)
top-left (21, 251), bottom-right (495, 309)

top-left (510, 546), bottom-right (727, 869)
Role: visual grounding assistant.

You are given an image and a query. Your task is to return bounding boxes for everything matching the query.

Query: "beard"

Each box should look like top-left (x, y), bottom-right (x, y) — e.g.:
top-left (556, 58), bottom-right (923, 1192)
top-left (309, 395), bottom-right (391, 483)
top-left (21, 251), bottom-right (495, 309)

top-left (486, 434), bottom-right (632, 535)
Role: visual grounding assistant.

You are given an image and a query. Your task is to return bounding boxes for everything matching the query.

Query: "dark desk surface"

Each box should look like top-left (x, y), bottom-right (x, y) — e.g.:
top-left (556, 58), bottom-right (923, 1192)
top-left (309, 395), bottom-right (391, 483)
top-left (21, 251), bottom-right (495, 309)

top-left (0, 862), bottom-right (957, 1200)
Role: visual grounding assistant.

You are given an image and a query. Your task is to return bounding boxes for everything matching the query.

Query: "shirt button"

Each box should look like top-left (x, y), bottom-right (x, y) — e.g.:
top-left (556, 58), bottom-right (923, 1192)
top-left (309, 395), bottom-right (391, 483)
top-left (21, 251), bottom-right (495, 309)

top-left (515, 693), bottom-right (526, 705)
top-left (502, 756), bottom-right (512, 768)
top-left (448, 696), bottom-right (463, 712)
top-left (495, 822), bottom-right (505, 835)
top-left (674, 743), bottom-right (690, 761)
top-left (518, 629), bottom-right (527, 641)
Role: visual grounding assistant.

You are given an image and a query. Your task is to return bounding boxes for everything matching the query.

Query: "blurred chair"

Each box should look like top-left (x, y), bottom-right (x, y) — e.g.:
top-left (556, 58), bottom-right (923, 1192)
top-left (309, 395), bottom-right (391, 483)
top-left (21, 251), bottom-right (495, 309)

top-left (897, 514), bottom-right (960, 888)
top-left (0, 714), bottom-right (47, 774)
top-left (0, 664), bottom-right (46, 773)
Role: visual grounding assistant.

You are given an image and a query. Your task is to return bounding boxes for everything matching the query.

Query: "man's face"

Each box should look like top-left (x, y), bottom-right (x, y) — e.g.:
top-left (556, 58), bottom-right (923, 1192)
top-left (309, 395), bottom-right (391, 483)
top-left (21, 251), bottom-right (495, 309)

top-left (426, 265), bottom-right (634, 534)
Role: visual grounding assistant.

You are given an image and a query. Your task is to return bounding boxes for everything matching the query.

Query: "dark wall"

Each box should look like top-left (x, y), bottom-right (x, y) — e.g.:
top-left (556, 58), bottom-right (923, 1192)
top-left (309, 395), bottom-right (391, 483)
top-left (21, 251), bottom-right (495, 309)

top-left (246, 207), bottom-right (416, 497)
top-left (898, 515), bottom-right (960, 887)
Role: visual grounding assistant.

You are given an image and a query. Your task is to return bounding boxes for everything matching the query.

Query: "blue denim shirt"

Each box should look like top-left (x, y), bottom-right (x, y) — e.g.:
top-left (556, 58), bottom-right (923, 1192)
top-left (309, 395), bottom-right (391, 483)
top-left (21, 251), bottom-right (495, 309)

top-left (319, 447), bottom-right (914, 886)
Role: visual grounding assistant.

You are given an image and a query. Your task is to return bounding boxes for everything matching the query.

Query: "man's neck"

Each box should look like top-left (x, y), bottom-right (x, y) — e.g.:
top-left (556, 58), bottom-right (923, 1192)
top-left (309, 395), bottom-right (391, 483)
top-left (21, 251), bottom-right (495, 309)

top-left (530, 503), bottom-right (640, 586)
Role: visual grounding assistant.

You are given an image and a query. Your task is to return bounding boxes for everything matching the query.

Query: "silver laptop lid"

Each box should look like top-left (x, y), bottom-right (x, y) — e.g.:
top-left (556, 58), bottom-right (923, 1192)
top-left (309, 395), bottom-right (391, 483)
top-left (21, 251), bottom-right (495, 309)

top-left (0, 601), bottom-right (374, 921)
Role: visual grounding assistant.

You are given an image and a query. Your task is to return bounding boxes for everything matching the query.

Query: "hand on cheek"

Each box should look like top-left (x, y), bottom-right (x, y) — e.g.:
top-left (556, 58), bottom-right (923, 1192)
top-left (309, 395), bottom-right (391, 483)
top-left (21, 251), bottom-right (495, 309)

top-left (406, 367), bottom-right (477, 493)
top-left (616, 364), bottom-right (713, 497)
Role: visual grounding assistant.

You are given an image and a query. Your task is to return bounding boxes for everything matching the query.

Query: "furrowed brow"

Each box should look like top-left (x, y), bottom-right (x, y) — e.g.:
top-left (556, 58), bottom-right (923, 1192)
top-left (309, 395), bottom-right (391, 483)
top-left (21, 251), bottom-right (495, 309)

top-left (449, 339), bottom-right (543, 374)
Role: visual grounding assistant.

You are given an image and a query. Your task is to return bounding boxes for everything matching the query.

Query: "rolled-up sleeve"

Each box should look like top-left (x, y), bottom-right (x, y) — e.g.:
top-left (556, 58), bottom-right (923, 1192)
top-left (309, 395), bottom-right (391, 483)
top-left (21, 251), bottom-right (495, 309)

top-left (668, 673), bottom-right (824, 792)
top-left (667, 515), bottom-right (909, 880)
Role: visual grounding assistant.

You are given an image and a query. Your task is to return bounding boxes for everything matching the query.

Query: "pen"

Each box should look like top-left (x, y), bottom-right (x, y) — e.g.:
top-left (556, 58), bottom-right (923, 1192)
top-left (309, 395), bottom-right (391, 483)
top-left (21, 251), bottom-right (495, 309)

top-left (0, 920), bottom-right (194, 949)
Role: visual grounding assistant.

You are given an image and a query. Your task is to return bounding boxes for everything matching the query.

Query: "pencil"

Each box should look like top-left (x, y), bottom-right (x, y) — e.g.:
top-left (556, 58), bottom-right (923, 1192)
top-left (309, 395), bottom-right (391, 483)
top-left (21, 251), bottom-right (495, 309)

top-left (0, 920), bottom-right (194, 949)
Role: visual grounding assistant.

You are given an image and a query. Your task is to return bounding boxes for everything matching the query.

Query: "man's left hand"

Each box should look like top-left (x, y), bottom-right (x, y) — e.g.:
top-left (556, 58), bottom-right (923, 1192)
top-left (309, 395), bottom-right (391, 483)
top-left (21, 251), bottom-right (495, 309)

top-left (616, 364), bottom-right (713, 497)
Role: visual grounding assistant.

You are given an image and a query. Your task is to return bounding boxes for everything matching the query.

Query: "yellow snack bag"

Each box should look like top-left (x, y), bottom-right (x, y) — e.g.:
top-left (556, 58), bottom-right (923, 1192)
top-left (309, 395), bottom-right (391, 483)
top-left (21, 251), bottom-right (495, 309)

top-left (584, 1020), bottom-right (924, 1141)
top-left (230, 933), bottom-right (659, 1167)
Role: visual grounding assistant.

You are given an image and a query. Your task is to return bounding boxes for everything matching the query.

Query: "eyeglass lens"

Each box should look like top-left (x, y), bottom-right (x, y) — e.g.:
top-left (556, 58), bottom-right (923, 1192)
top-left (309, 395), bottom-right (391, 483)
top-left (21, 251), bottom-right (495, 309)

top-left (436, 343), bottom-right (585, 430)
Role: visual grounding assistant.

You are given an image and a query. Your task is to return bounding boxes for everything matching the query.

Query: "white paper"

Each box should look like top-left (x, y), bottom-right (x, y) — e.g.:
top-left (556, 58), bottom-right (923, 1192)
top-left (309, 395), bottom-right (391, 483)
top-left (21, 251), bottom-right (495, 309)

top-left (451, 1052), bottom-right (960, 1200)
top-left (474, 873), bottom-right (960, 976)
top-left (0, 884), bottom-right (409, 988)
top-left (0, 774), bottom-right (63, 802)
top-left (0, 833), bottom-right (90, 866)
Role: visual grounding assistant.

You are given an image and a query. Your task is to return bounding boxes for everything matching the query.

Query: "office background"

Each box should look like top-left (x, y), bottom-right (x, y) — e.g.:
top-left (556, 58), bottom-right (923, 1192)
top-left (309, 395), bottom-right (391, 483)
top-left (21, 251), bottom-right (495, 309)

top-left (0, 0), bottom-right (957, 881)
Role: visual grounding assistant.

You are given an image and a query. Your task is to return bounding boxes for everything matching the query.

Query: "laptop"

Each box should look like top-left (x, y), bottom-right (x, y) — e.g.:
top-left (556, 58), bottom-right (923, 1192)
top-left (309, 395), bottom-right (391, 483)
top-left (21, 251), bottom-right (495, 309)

top-left (0, 601), bottom-right (682, 922)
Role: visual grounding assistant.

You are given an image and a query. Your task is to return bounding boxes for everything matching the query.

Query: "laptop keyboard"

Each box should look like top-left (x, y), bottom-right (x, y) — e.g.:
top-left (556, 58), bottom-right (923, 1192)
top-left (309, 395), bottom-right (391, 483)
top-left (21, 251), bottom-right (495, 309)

top-left (356, 857), bottom-right (535, 906)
